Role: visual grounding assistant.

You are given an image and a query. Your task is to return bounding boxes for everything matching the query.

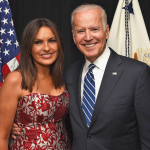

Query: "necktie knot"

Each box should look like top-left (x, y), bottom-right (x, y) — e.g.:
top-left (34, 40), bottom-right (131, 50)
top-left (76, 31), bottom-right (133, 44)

top-left (88, 64), bottom-right (95, 73)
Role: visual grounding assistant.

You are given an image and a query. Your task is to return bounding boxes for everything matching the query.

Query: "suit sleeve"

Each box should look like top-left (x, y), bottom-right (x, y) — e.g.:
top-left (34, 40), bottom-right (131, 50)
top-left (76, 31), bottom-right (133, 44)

top-left (65, 113), bottom-right (73, 146)
top-left (134, 64), bottom-right (150, 149)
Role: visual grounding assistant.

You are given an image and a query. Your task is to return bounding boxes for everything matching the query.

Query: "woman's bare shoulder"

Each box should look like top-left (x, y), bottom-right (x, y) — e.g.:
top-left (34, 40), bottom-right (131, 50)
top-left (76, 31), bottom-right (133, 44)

top-left (0, 71), bottom-right (23, 102)
top-left (0, 71), bottom-right (22, 95)
top-left (3, 71), bottom-right (22, 86)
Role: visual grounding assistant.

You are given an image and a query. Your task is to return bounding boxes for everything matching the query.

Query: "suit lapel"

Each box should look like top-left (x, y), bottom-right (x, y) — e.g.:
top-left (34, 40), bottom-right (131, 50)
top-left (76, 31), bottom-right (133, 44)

top-left (72, 60), bottom-right (89, 129)
top-left (89, 49), bottom-right (124, 128)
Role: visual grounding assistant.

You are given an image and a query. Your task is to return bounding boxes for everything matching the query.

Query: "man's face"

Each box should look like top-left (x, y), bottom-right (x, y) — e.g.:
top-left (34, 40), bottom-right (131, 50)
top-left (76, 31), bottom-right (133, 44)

top-left (72, 9), bottom-right (109, 63)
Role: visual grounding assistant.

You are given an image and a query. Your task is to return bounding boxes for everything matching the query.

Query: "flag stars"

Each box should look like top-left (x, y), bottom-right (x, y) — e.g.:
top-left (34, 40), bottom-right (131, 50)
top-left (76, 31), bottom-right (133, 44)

top-left (0, 7), bottom-right (2, 13)
top-left (0, 39), bottom-right (3, 44)
top-left (1, 17), bottom-right (8, 25)
top-left (0, 27), bottom-right (6, 35)
top-left (3, 48), bottom-right (9, 56)
top-left (0, 58), bottom-right (2, 63)
top-left (5, 0), bottom-right (9, 4)
top-left (14, 40), bottom-right (19, 48)
top-left (5, 38), bottom-right (12, 46)
top-left (0, 0), bottom-right (4, 3)
top-left (3, 7), bottom-right (10, 15)
top-left (10, 19), bottom-right (14, 26)
top-left (7, 29), bottom-right (14, 36)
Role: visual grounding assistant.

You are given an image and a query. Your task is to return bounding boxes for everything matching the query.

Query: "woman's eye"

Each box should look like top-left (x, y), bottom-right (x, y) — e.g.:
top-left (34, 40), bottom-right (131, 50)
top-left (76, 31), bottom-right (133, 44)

top-left (34, 40), bottom-right (42, 44)
top-left (49, 39), bottom-right (56, 43)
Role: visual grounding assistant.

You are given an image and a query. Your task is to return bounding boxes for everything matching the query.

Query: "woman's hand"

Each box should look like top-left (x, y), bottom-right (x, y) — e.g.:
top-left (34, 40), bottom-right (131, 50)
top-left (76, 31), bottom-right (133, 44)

top-left (11, 123), bottom-right (21, 139)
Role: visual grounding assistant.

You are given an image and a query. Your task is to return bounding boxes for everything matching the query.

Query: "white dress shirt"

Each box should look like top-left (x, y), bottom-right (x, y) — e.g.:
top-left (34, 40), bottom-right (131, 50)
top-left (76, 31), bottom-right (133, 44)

top-left (81, 46), bottom-right (111, 104)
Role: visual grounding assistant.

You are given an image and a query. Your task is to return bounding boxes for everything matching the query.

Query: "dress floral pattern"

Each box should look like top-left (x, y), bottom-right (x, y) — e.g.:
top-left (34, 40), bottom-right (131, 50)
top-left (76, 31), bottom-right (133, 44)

top-left (10, 89), bottom-right (70, 150)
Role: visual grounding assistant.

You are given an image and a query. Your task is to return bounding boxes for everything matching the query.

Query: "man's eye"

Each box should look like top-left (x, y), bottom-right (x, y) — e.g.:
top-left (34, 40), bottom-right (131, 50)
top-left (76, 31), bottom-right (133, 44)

top-left (34, 40), bottom-right (42, 44)
top-left (92, 29), bottom-right (98, 31)
top-left (78, 31), bottom-right (84, 33)
top-left (76, 30), bottom-right (84, 34)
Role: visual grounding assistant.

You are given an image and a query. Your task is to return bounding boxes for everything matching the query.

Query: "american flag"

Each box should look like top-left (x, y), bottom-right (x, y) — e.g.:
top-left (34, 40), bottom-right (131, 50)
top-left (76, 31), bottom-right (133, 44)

top-left (0, 0), bottom-right (20, 87)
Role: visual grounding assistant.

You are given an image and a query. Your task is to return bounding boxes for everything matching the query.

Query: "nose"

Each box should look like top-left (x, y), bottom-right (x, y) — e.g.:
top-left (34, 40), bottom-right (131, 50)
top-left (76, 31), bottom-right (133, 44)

top-left (43, 42), bottom-right (50, 51)
top-left (84, 30), bottom-right (92, 41)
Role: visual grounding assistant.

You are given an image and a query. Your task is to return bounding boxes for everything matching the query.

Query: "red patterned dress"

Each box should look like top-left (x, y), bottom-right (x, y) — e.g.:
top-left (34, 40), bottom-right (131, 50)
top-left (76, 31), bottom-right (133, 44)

top-left (10, 89), bottom-right (70, 150)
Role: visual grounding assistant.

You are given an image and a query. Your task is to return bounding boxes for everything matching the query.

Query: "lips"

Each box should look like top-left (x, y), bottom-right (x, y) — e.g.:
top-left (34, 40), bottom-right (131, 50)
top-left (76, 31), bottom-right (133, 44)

top-left (41, 53), bottom-right (52, 58)
top-left (84, 44), bottom-right (96, 48)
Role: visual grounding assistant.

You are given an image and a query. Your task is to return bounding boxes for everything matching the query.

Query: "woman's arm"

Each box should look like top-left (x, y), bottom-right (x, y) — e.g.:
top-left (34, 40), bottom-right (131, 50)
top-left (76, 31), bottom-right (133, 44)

top-left (0, 71), bottom-right (22, 150)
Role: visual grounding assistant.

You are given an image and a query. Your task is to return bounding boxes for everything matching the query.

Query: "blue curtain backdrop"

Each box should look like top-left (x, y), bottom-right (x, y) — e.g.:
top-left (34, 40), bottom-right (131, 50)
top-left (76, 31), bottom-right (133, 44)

top-left (9, 0), bottom-right (150, 69)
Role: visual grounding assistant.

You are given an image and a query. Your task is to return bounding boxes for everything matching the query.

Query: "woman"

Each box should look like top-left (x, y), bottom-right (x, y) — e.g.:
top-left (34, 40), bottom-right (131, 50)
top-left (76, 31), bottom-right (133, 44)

top-left (0, 18), bottom-right (70, 150)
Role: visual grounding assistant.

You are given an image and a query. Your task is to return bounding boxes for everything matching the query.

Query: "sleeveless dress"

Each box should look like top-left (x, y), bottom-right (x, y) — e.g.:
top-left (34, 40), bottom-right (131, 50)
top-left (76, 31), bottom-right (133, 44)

top-left (10, 89), bottom-right (70, 150)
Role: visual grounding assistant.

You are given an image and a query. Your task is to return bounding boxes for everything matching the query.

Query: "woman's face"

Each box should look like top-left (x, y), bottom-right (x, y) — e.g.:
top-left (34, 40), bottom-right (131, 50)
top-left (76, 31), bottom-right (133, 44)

top-left (32, 26), bottom-right (58, 67)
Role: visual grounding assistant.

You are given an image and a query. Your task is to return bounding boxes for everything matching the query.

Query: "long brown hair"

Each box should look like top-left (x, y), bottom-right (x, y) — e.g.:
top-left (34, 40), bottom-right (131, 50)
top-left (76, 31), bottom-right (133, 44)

top-left (18, 18), bottom-right (64, 92)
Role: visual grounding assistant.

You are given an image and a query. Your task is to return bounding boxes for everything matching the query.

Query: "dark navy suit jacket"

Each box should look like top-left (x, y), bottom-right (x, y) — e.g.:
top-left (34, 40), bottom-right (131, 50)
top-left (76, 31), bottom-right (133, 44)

top-left (65, 48), bottom-right (150, 150)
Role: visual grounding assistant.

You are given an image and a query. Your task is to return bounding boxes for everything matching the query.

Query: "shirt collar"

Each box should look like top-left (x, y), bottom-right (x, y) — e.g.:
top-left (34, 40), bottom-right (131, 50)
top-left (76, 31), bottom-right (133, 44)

top-left (84, 46), bottom-right (111, 72)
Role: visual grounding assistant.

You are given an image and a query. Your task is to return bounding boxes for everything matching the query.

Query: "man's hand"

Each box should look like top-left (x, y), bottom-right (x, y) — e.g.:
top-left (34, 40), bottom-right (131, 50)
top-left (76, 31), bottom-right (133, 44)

top-left (11, 123), bottom-right (21, 139)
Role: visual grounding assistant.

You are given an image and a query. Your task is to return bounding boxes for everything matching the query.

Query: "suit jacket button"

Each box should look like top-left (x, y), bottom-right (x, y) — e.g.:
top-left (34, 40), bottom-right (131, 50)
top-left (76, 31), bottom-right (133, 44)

top-left (87, 135), bottom-right (91, 140)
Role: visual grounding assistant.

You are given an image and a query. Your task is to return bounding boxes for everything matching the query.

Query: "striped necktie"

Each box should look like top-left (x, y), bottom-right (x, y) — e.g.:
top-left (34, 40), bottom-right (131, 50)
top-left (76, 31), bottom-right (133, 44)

top-left (82, 63), bottom-right (95, 127)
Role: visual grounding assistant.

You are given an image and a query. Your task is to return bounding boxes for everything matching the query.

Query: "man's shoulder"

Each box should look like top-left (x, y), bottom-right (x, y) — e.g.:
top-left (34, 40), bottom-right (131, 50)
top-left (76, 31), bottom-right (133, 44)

top-left (119, 54), bottom-right (147, 68)
top-left (66, 59), bottom-right (84, 73)
top-left (110, 48), bottom-right (148, 68)
top-left (64, 59), bottom-right (84, 83)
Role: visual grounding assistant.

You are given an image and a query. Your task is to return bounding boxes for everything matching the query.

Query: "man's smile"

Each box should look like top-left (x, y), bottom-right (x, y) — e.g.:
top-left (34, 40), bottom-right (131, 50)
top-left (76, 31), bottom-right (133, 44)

top-left (84, 44), bottom-right (96, 48)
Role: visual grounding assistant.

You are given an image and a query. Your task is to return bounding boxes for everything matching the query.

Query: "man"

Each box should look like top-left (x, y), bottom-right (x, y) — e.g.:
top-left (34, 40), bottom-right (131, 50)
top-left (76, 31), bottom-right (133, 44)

top-left (12, 4), bottom-right (150, 150)
top-left (65, 4), bottom-right (150, 150)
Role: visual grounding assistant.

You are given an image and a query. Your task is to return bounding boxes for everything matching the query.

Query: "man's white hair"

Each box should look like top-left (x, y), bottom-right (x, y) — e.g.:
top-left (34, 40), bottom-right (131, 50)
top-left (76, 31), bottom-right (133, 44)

top-left (71, 4), bottom-right (107, 31)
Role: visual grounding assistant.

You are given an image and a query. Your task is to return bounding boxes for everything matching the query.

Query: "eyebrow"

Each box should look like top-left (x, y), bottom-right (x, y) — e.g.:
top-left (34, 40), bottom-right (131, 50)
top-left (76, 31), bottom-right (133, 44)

top-left (75, 26), bottom-right (101, 30)
top-left (35, 37), bottom-right (56, 40)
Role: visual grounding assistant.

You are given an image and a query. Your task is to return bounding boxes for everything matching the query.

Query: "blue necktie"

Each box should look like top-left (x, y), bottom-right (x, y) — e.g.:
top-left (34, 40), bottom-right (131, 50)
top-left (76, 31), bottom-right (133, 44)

top-left (82, 64), bottom-right (95, 127)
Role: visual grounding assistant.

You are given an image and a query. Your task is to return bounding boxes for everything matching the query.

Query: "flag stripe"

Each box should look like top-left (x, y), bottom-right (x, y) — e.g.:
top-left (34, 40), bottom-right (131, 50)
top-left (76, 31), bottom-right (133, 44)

top-left (16, 53), bottom-right (20, 62)
top-left (2, 63), bottom-right (10, 76)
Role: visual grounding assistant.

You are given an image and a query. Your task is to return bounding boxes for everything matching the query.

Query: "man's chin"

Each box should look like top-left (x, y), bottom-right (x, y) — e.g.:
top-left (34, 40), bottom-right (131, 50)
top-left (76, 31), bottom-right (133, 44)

top-left (85, 55), bottom-right (97, 63)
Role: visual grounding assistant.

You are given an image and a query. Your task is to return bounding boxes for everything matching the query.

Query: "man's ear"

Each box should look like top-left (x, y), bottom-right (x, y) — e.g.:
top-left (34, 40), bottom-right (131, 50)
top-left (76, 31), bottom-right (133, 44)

top-left (72, 30), bottom-right (76, 44)
top-left (106, 25), bottom-right (109, 40)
